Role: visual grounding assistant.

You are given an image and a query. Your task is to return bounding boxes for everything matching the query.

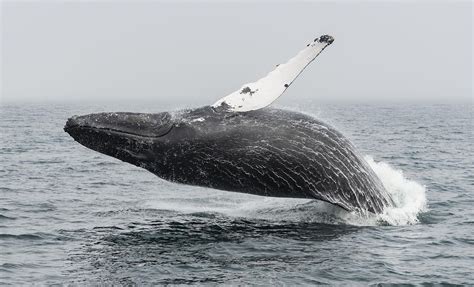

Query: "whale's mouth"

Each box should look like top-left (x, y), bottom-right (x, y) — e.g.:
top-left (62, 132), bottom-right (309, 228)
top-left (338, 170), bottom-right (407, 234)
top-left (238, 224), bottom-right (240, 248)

top-left (64, 112), bottom-right (174, 139)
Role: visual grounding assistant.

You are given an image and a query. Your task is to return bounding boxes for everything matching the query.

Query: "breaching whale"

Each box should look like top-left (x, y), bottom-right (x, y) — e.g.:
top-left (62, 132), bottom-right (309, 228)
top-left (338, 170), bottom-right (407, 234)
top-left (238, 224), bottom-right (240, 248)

top-left (64, 35), bottom-right (394, 214)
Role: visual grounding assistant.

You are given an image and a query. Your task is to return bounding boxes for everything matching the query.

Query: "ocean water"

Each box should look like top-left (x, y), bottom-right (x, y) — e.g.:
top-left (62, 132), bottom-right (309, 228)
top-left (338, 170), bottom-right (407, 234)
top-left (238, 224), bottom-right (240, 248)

top-left (0, 102), bottom-right (472, 285)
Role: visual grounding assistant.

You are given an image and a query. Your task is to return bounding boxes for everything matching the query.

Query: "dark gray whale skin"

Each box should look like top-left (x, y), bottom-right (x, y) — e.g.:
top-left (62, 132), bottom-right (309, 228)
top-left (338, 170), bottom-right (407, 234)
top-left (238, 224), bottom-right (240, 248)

top-left (64, 106), bottom-right (394, 214)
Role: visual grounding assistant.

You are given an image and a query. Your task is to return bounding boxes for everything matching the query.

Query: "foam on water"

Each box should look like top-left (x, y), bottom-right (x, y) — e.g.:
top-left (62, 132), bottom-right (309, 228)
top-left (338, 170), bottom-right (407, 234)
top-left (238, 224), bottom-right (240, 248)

top-left (365, 155), bottom-right (428, 226)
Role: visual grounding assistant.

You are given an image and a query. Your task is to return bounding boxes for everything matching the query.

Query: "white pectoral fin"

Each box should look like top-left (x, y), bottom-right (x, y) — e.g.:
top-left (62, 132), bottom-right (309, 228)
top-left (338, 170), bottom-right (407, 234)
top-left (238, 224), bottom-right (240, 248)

top-left (212, 35), bottom-right (334, 112)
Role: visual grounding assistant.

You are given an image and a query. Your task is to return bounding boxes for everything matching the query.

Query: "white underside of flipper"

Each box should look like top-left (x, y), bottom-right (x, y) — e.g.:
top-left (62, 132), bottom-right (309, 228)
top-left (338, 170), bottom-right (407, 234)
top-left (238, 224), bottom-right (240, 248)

top-left (212, 35), bottom-right (334, 112)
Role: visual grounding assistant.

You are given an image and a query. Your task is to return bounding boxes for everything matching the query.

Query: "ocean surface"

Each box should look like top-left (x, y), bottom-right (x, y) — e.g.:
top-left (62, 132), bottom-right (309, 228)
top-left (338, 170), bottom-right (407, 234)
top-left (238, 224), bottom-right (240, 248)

top-left (1, 102), bottom-right (472, 285)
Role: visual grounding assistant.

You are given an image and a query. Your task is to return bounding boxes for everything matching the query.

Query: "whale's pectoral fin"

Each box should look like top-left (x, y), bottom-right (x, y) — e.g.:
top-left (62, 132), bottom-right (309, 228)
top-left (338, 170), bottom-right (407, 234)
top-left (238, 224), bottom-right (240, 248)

top-left (212, 35), bottom-right (334, 112)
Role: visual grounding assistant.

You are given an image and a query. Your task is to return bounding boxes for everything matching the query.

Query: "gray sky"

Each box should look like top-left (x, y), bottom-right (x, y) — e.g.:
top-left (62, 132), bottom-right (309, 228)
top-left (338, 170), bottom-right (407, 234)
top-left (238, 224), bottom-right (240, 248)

top-left (1, 1), bottom-right (472, 106)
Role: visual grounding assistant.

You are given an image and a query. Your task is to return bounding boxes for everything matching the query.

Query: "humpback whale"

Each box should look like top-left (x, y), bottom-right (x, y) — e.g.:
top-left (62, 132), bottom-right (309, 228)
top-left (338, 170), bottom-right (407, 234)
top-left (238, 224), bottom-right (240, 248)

top-left (64, 35), bottom-right (394, 214)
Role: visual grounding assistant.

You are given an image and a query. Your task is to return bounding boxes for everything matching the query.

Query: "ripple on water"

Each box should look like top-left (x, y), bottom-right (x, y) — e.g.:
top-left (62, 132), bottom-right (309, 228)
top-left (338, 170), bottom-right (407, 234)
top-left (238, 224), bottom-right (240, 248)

top-left (0, 233), bottom-right (47, 240)
top-left (0, 214), bottom-right (17, 220)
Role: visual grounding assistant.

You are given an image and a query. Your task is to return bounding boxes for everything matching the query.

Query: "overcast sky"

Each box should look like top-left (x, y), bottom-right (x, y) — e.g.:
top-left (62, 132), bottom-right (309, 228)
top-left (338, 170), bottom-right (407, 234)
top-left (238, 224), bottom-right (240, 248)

top-left (1, 1), bottom-right (472, 106)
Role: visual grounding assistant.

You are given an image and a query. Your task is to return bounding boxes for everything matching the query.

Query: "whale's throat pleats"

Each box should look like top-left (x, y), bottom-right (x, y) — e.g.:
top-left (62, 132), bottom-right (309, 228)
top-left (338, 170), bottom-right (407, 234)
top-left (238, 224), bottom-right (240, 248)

top-left (151, 108), bottom-right (394, 214)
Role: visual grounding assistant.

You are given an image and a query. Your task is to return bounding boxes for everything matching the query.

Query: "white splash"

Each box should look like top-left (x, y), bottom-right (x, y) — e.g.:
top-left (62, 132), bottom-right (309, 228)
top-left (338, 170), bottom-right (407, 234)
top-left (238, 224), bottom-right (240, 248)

top-left (365, 155), bottom-right (428, 226)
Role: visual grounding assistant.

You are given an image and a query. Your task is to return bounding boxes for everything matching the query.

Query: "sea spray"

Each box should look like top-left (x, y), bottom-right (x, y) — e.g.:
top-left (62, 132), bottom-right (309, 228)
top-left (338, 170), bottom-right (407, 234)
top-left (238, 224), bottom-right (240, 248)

top-left (365, 156), bottom-right (428, 225)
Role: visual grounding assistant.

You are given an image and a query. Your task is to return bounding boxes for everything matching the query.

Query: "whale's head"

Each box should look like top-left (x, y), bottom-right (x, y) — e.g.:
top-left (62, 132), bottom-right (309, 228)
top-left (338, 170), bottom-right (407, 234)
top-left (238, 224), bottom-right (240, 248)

top-left (64, 111), bottom-right (176, 167)
top-left (63, 106), bottom-right (245, 177)
top-left (64, 106), bottom-right (314, 185)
